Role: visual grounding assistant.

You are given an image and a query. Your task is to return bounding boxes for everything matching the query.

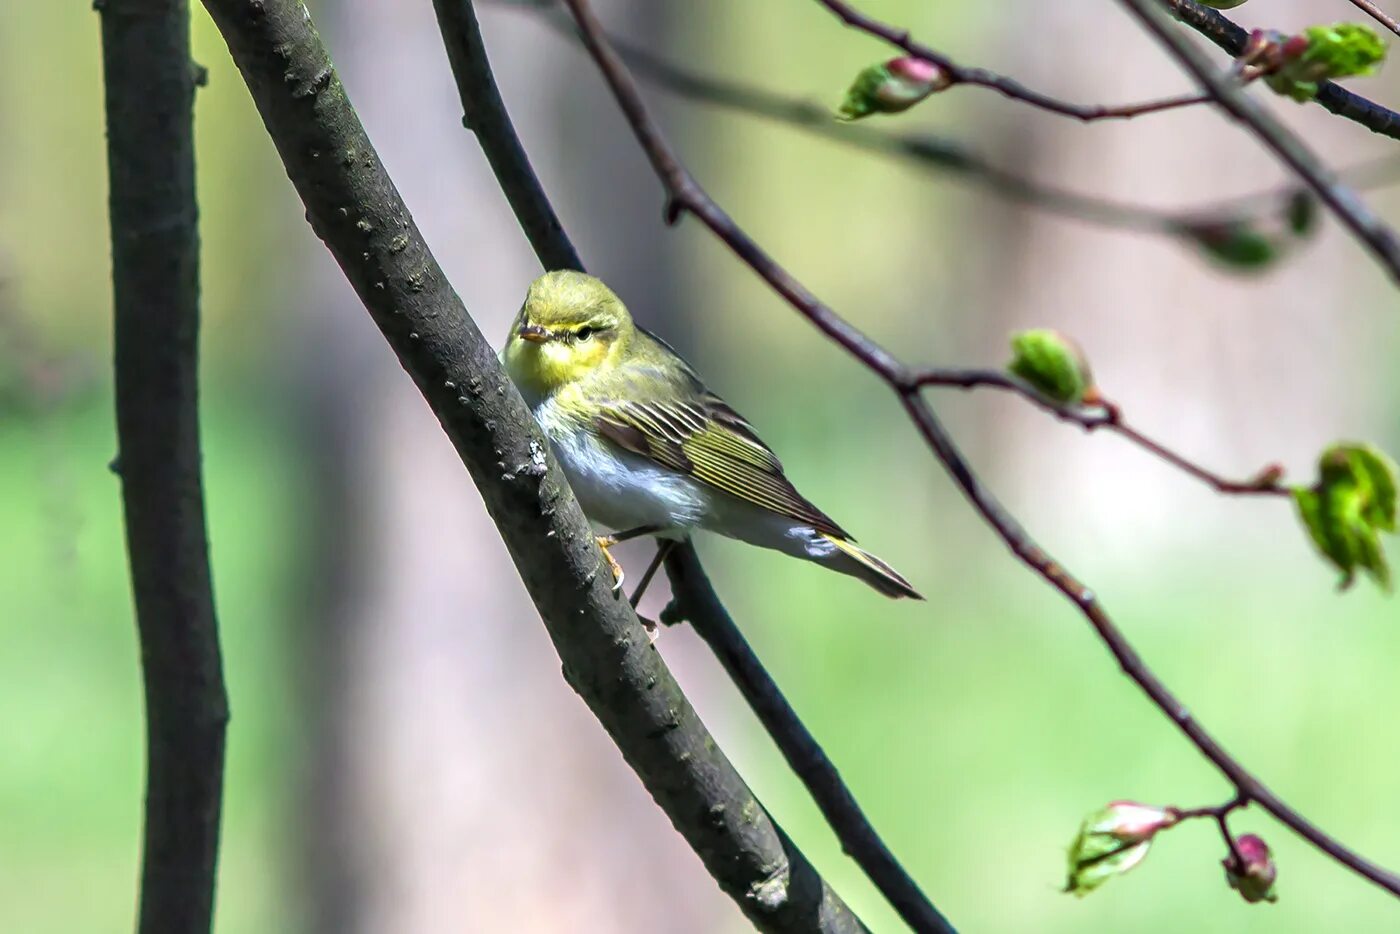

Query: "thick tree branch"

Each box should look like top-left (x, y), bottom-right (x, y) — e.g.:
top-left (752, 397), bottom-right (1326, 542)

top-left (431, 4), bottom-right (953, 931)
top-left (1165, 0), bottom-right (1400, 139)
top-left (559, 0), bottom-right (1400, 902)
top-left (197, 1), bottom-right (864, 930)
top-left (98, 1), bottom-right (228, 932)
top-left (1117, 0), bottom-right (1400, 285)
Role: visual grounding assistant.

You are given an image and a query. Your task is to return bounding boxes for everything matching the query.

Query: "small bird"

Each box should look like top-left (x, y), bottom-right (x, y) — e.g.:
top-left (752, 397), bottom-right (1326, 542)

top-left (501, 270), bottom-right (922, 601)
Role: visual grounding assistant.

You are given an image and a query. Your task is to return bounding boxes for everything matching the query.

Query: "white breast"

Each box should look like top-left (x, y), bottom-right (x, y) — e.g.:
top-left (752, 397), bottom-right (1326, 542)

top-left (535, 396), bottom-right (708, 535)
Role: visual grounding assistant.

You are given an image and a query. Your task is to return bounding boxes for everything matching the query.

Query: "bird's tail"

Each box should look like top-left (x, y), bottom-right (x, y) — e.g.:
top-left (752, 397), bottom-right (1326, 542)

top-left (820, 534), bottom-right (924, 600)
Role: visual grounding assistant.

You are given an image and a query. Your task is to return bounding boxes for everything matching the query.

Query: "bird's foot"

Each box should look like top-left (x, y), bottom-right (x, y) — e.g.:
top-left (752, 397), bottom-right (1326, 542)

top-left (596, 535), bottom-right (625, 595)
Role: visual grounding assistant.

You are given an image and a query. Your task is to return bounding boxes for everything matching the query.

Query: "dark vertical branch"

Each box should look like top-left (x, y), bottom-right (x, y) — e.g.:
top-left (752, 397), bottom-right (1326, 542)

top-left (196, 1), bottom-right (865, 929)
top-left (98, 2), bottom-right (229, 933)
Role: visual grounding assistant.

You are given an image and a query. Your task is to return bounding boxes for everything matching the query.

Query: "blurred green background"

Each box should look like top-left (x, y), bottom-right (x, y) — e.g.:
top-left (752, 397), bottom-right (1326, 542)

top-left (3, 0), bottom-right (1399, 932)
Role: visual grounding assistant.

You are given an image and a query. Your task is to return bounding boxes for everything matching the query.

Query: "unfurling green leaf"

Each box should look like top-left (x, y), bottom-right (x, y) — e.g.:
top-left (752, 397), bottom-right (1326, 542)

top-left (1266, 23), bottom-right (1387, 102)
top-left (1007, 329), bottom-right (1092, 405)
top-left (836, 57), bottom-right (952, 120)
top-left (1065, 802), bottom-right (1178, 896)
top-left (1200, 0), bottom-right (1250, 7)
top-left (1293, 442), bottom-right (1399, 590)
top-left (1224, 834), bottom-right (1279, 904)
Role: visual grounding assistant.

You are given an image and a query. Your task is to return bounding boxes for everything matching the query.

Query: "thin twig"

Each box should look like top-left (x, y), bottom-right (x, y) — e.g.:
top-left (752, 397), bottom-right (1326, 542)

top-left (432, 0), bottom-right (582, 271)
top-left (1171, 795), bottom-right (1248, 865)
top-left (98, 3), bottom-right (228, 933)
top-left (1345, 0), bottom-right (1400, 39)
top-left (559, 0), bottom-right (1400, 902)
top-left (1165, 0), bottom-right (1400, 140)
top-left (500, 0), bottom-right (1400, 246)
top-left (813, 0), bottom-right (1218, 121)
top-left (823, 0), bottom-right (1400, 285)
top-left (433, 1), bottom-right (949, 929)
top-left (911, 368), bottom-right (1290, 497)
top-left (202, 1), bottom-right (868, 929)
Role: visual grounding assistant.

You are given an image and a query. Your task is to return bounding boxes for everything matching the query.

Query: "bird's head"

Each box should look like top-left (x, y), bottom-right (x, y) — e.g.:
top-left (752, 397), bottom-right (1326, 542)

top-left (503, 270), bottom-right (635, 396)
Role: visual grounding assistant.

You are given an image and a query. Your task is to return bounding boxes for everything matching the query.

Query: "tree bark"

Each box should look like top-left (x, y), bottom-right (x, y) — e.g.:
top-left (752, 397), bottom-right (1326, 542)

top-left (98, 1), bottom-right (229, 932)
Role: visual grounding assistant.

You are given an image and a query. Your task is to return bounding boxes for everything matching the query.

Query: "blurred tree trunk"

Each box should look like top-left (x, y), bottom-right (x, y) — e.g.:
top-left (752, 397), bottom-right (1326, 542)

top-left (289, 1), bottom-right (730, 931)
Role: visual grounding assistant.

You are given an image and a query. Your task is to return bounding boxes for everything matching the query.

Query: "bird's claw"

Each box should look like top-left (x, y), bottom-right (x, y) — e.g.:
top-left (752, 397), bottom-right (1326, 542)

top-left (596, 535), bottom-right (625, 595)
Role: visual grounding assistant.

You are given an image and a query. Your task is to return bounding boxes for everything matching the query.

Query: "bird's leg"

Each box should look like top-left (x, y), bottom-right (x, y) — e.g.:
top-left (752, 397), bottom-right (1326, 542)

top-left (595, 524), bottom-right (663, 595)
top-left (630, 538), bottom-right (678, 614)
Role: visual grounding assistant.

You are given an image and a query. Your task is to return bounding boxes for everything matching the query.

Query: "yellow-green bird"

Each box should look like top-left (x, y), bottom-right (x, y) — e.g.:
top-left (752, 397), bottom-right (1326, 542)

top-left (501, 270), bottom-right (922, 600)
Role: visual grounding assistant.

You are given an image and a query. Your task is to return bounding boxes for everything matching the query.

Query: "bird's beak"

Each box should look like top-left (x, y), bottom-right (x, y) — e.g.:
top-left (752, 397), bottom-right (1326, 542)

top-left (517, 323), bottom-right (549, 344)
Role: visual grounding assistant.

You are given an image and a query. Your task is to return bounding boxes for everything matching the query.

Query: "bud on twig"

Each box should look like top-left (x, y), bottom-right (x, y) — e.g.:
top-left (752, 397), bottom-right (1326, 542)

top-left (836, 57), bottom-right (953, 120)
top-left (1223, 834), bottom-right (1279, 904)
top-left (1065, 801), bottom-right (1178, 896)
top-left (1007, 329), bottom-right (1095, 405)
top-left (1186, 221), bottom-right (1278, 270)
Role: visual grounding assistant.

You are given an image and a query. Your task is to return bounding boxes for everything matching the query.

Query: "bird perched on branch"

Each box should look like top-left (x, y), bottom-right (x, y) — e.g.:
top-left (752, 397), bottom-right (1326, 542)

top-left (502, 270), bottom-right (921, 602)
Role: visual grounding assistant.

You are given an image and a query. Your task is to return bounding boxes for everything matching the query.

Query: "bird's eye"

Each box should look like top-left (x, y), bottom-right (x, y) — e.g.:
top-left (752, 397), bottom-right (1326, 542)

top-left (575, 326), bottom-right (595, 342)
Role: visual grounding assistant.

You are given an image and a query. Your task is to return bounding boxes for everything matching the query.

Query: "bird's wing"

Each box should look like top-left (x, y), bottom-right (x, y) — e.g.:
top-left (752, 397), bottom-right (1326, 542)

top-left (592, 371), bottom-right (850, 539)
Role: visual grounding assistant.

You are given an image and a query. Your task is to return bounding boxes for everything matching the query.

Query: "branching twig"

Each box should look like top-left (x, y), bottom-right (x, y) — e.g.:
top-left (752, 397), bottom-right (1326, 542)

top-left (501, 1), bottom-right (1400, 250)
top-left (1166, 0), bottom-right (1400, 139)
top-left (814, 0), bottom-right (1221, 121)
top-left (560, 0), bottom-right (1400, 902)
top-left (199, 1), bottom-right (867, 930)
top-left (820, 0), bottom-right (1400, 285)
top-left (1120, 0), bottom-right (1400, 285)
top-left (431, 3), bottom-right (952, 930)
top-left (1172, 795), bottom-right (1249, 865)
top-left (911, 368), bottom-right (1290, 498)
top-left (98, 3), bottom-right (228, 933)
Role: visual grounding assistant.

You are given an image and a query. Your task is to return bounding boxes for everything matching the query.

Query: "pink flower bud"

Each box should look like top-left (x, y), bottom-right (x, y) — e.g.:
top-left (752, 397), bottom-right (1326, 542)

top-left (1223, 834), bottom-right (1279, 904)
top-left (837, 57), bottom-right (953, 120)
top-left (1100, 801), bottom-right (1179, 842)
top-left (887, 56), bottom-right (951, 88)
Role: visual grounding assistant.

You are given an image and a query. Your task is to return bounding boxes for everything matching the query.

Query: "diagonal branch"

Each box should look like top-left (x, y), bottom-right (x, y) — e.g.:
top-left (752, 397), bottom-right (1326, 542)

top-left (559, 0), bottom-right (1400, 902)
top-left (1345, 0), bottom-right (1400, 39)
top-left (660, 548), bottom-right (958, 934)
top-left (431, 3), bottom-right (954, 931)
top-left (1117, 0), bottom-right (1400, 286)
top-left (1166, 0), bottom-right (1400, 139)
top-left (198, 1), bottom-right (865, 930)
top-left (98, 3), bottom-right (228, 932)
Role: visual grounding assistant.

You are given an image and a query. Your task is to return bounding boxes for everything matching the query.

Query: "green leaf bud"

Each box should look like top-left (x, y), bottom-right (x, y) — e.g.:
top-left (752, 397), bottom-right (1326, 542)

top-left (1007, 329), bottom-right (1093, 405)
